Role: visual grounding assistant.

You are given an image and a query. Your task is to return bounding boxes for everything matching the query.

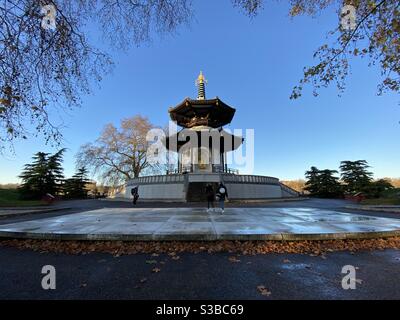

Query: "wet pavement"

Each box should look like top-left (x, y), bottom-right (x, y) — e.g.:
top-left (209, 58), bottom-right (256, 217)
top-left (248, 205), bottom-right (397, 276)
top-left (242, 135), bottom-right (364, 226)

top-left (0, 207), bottom-right (400, 240)
top-left (1, 199), bottom-right (400, 300)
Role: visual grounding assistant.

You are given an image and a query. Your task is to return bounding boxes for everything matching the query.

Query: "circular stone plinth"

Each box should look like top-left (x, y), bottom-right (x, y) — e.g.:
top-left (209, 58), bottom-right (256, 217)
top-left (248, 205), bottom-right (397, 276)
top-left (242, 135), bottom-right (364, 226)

top-left (0, 207), bottom-right (400, 241)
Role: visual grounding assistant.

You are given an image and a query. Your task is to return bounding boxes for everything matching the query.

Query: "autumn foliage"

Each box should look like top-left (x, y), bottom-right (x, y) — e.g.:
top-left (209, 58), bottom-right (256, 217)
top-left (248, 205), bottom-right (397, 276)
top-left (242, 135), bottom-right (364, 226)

top-left (2, 238), bottom-right (400, 256)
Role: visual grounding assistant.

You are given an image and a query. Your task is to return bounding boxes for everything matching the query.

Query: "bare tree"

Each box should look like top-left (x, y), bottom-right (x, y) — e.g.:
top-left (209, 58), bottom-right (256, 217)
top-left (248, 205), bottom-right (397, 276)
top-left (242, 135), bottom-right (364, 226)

top-left (234, 0), bottom-right (399, 99)
top-left (0, 0), bottom-right (192, 148)
top-left (231, 0), bottom-right (264, 16)
top-left (77, 115), bottom-right (157, 185)
top-left (1, 0), bottom-right (398, 150)
top-left (285, 0), bottom-right (399, 99)
top-left (1, 1), bottom-right (107, 147)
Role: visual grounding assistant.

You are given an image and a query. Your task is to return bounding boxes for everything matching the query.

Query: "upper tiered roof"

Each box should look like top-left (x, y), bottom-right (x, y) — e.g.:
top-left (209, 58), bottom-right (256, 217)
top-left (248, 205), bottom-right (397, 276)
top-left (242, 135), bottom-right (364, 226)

top-left (168, 72), bottom-right (236, 128)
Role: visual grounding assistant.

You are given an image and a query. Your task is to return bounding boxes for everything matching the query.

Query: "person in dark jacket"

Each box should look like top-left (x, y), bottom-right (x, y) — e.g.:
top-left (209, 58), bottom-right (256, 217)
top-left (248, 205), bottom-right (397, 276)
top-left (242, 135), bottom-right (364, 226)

top-left (216, 183), bottom-right (228, 213)
top-left (131, 186), bottom-right (139, 205)
top-left (205, 183), bottom-right (215, 212)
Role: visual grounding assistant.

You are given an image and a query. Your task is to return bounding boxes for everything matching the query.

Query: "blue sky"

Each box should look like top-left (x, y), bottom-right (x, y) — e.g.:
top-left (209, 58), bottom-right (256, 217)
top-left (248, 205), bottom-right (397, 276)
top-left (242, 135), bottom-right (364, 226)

top-left (0, 0), bottom-right (399, 183)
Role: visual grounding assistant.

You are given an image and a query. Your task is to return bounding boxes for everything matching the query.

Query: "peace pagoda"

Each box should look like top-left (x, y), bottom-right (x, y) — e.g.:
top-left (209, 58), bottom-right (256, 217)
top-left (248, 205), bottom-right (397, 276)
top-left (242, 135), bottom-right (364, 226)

top-left (125, 72), bottom-right (298, 201)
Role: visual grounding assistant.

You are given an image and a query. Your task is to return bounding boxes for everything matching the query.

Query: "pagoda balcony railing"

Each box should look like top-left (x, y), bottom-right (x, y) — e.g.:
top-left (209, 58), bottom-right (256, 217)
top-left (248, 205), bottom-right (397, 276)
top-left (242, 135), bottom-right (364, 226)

top-left (222, 174), bottom-right (280, 185)
top-left (127, 173), bottom-right (281, 186)
top-left (127, 174), bottom-right (185, 186)
top-left (168, 166), bottom-right (239, 175)
top-left (213, 166), bottom-right (239, 175)
top-left (280, 182), bottom-right (300, 196)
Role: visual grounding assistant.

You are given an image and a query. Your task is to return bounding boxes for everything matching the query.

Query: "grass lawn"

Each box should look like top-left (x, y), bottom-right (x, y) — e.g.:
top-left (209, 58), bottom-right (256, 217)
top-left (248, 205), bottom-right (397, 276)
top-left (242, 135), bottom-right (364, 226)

top-left (0, 189), bottom-right (46, 207)
top-left (361, 198), bottom-right (400, 205)
top-left (361, 189), bottom-right (400, 205)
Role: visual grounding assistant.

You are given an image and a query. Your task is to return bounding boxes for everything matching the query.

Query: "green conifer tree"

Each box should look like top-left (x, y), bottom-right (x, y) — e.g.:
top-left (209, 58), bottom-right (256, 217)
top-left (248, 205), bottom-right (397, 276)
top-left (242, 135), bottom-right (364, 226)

top-left (18, 149), bottom-right (65, 199)
top-left (64, 167), bottom-right (90, 199)
top-left (339, 160), bottom-right (373, 193)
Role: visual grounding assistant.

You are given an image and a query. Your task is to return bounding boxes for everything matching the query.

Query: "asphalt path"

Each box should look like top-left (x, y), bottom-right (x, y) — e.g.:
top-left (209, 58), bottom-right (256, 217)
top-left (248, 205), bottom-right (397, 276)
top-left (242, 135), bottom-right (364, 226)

top-left (1, 198), bottom-right (399, 299)
top-left (0, 245), bottom-right (399, 299)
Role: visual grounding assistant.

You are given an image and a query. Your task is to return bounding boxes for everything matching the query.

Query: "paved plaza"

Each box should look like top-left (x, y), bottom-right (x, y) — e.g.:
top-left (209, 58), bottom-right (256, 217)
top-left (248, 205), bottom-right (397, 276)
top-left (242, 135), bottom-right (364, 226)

top-left (0, 207), bottom-right (400, 241)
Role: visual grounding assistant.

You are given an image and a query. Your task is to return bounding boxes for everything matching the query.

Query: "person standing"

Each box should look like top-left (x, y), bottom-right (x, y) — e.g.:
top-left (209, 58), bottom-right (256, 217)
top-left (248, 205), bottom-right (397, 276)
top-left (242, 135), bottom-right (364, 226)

top-left (131, 186), bottom-right (139, 205)
top-left (216, 182), bottom-right (228, 214)
top-left (205, 183), bottom-right (215, 212)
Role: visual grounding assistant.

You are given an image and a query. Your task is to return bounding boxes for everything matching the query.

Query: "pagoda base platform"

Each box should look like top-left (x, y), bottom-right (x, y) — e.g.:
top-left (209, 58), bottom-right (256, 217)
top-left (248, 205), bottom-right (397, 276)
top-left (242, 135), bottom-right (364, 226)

top-left (124, 173), bottom-right (298, 202)
top-left (1, 207), bottom-right (400, 241)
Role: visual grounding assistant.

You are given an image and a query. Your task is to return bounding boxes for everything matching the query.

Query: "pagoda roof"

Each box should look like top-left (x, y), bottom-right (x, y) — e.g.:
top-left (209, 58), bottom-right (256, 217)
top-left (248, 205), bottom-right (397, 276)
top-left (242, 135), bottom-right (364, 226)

top-left (163, 128), bottom-right (243, 152)
top-left (169, 97), bottom-right (236, 128)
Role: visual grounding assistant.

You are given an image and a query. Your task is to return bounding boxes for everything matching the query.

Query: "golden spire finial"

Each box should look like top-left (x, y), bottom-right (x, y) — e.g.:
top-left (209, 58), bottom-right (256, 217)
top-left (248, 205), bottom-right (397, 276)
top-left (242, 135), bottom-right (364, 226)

top-left (195, 71), bottom-right (207, 100)
top-left (196, 71), bottom-right (207, 85)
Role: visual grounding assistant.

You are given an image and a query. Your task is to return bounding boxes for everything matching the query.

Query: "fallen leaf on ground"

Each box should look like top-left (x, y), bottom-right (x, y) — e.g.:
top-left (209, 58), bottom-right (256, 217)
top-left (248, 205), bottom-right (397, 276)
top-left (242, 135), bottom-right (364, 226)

top-left (257, 285), bottom-right (271, 296)
top-left (283, 259), bottom-right (291, 263)
top-left (3, 237), bottom-right (400, 256)
top-left (152, 268), bottom-right (161, 273)
top-left (229, 256), bottom-right (241, 263)
top-left (172, 256), bottom-right (180, 260)
top-left (140, 278), bottom-right (147, 283)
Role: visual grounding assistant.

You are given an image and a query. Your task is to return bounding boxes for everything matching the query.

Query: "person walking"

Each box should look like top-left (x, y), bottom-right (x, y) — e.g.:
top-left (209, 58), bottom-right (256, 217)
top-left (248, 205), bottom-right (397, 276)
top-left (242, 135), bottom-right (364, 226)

top-left (131, 186), bottom-right (139, 205)
top-left (205, 183), bottom-right (215, 212)
top-left (216, 182), bottom-right (228, 214)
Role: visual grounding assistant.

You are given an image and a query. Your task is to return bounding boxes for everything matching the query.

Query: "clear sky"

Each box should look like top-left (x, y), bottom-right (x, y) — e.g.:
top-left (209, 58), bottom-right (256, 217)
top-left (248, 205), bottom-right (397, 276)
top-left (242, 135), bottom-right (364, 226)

top-left (0, 1), bottom-right (399, 184)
